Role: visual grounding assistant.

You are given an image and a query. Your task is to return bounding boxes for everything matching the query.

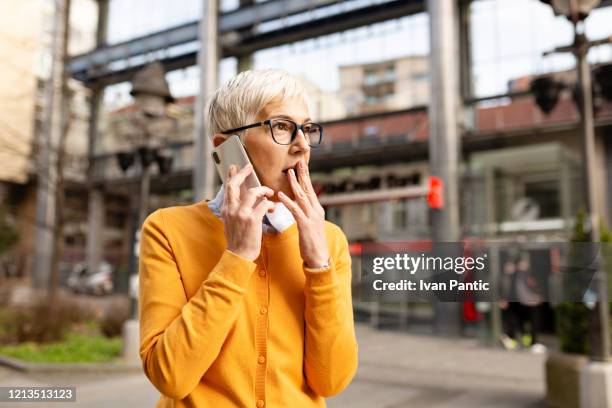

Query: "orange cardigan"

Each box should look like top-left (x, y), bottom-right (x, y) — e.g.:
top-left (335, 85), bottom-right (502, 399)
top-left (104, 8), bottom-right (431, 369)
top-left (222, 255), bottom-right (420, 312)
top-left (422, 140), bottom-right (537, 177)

top-left (138, 201), bottom-right (358, 407)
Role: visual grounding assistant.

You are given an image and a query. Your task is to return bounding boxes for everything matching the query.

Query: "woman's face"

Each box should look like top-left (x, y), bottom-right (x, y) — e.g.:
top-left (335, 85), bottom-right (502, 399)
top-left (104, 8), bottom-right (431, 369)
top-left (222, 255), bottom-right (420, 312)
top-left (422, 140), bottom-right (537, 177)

top-left (214, 96), bottom-right (312, 201)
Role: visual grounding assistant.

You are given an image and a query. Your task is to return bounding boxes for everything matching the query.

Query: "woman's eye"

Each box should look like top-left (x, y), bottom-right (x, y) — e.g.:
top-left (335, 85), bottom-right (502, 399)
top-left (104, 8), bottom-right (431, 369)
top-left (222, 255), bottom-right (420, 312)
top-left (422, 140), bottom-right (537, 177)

top-left (274, 123), bottom-right (289, 130)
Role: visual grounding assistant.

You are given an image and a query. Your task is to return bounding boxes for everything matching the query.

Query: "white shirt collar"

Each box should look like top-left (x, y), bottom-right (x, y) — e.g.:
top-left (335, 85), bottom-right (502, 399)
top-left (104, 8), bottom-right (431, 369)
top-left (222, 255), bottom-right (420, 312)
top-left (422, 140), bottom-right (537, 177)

top-left (207, 184), bottom-right (295, 234)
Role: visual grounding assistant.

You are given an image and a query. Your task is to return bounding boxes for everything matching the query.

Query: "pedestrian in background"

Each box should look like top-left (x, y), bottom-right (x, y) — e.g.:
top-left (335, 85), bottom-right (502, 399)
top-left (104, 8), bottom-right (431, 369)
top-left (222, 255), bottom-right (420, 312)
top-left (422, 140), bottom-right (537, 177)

top-left (499, 248), bottom-right (546, 353)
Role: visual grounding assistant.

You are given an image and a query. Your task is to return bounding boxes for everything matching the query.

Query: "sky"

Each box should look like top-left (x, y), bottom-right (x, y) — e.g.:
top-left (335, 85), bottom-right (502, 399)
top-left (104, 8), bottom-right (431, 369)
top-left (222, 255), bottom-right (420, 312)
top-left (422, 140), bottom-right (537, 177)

top-left (101, 0), bottom-right (612, 108)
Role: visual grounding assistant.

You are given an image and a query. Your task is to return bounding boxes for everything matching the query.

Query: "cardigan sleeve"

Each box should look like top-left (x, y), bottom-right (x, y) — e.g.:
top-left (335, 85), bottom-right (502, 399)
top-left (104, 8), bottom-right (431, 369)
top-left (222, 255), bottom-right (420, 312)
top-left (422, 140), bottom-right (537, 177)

top-left (302, 224), bottom-right (359, 397)
top-left (138, 209), bottom-right (256, 400)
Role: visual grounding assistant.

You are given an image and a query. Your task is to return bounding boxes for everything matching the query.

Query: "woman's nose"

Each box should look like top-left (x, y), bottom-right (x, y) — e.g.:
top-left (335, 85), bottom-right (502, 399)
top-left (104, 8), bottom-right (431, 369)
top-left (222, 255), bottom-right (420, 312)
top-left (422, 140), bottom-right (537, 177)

top-left (291, 129), bottom-right (311, 152)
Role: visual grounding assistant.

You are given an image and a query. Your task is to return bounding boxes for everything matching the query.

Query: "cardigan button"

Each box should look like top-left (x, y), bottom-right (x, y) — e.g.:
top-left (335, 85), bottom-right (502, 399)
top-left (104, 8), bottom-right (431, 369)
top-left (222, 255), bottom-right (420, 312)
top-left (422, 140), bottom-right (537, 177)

top-left (260, 307), bottom-right (268, 315)
top-left (258, 355), bottom-right (266, 364)
top-left (256, 400), bottom-right (265, 408)
top-left (258, 270), bottom-right (266, 277)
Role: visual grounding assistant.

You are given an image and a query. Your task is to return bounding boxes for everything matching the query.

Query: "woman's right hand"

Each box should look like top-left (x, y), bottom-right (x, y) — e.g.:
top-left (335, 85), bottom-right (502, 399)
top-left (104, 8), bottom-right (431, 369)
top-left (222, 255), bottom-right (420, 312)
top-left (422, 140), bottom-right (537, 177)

top-left (222, 164), bottom-right (276, 261)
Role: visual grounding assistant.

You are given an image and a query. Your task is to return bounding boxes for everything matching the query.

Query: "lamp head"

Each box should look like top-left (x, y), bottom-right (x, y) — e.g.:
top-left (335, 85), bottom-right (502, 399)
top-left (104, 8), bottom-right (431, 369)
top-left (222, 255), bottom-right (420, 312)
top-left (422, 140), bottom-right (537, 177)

top-left (530, 76), bottom-right (565, 114)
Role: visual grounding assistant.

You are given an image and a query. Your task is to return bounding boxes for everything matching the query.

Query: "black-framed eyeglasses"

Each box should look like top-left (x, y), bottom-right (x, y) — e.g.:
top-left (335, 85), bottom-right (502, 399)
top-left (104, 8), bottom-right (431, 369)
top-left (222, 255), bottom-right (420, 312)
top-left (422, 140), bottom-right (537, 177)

top-left (221, 118), bottom-right (323, 147)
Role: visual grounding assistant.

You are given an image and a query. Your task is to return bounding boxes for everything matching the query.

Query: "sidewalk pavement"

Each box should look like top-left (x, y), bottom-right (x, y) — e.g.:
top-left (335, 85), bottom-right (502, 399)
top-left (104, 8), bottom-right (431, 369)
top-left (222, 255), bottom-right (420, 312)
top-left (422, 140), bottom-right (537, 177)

top-left (0, 323), bottom-right (546, 407)
top-left (328, 323), bottom-right (546, 408)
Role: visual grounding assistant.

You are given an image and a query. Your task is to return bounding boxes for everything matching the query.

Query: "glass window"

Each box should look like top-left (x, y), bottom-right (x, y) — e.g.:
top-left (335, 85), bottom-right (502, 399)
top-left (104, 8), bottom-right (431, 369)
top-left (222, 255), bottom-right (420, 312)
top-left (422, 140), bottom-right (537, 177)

top-left (392, 200), bottom-right (407, 229)
top-left (469, 0), bottom-right (612, 98)
top-left (524, 180), bottom-right (560, 219)
top-left (107, 0), bottom-right (202, 44)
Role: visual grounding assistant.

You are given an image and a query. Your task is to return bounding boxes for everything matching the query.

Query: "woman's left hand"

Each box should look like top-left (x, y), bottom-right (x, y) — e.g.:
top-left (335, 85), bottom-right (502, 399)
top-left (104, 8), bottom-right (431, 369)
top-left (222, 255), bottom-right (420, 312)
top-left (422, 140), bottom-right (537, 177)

top-left (278, 159), bottom-right (330, 268)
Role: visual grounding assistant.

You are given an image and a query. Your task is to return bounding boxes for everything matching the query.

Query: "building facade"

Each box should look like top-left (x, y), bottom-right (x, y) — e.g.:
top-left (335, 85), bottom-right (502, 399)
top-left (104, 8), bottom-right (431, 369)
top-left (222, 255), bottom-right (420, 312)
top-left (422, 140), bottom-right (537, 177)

top-left (339, 56), bottom-right (429, 116)
top-left (0, 0), bottom-right (97, 279)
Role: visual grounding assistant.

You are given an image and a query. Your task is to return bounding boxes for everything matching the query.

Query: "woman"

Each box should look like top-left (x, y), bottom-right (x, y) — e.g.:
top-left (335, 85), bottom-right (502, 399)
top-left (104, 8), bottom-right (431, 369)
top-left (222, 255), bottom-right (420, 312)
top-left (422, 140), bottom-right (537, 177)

top-left (139, 69), bottom-right (358, 407)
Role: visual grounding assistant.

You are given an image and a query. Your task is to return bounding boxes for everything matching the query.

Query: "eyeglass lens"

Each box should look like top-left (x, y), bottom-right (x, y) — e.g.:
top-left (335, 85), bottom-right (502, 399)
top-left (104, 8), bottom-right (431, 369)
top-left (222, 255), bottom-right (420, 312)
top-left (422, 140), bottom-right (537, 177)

top-left (270, 119), bottom-right (322, 145)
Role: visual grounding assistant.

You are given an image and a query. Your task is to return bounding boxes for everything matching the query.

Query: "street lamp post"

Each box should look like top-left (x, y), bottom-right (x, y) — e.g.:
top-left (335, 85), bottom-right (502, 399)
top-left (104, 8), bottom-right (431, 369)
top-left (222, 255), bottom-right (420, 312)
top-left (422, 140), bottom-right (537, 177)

top-left (532, 0), bottom-right (611, 363)
top-left (573, 26), bottom-right (610, 363)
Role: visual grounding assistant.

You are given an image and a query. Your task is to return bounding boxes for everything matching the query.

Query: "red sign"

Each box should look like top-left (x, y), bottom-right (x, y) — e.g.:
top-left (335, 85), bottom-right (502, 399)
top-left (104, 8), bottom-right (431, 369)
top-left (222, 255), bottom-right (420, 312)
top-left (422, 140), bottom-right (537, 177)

top-left (427, 176), bottom-right (444, 209)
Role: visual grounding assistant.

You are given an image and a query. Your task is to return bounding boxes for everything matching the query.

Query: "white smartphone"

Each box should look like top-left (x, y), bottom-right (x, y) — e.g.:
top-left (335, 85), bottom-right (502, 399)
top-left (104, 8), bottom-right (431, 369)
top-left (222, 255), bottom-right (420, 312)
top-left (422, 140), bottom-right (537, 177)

top-left (211, 135), bottom-right (262, 189)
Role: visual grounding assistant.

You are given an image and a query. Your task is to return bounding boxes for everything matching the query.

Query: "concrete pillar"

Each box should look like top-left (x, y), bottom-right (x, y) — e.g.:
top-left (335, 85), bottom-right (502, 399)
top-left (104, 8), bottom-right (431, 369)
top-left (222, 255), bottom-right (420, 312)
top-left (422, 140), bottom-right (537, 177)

top-left (83, 0), bottom-right (107, 287)
top-left (85, 90), bottom-right (103, 280)
top-left (193, 0), bottom-right (219, 202)
top-left (116, 195), bottom-right (137, 293)
top-left (32, 0), bottom-right (70, 289)
top-left (85, 187), bottom-right (105, 278)
top-left (427, 0), bottom-right (462, 335)
top-left (122, 194), bottom-right (140, 365)
top-left (580, 362), bottom-right (612, 408)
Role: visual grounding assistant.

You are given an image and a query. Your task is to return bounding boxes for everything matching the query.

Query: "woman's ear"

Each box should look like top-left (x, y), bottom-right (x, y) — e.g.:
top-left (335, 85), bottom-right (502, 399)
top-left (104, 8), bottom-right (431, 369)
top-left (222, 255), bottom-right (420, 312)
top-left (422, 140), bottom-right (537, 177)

top-left (212, 134), bottom-right (228, 147)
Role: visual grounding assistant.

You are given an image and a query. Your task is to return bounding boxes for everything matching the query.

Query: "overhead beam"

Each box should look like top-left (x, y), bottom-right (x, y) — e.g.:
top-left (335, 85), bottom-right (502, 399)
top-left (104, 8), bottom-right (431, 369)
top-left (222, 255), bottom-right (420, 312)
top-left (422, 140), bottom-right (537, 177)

top-left (224, 0), bottom-right (425, 55)
top-left (70, 0), bottom-right (612, 86)
top-left (69, 0), bottom-right (424, 85)
top-left (69, 0), bottom-right (344, 81)
top-left (318, 186), bottom-right (428, 206)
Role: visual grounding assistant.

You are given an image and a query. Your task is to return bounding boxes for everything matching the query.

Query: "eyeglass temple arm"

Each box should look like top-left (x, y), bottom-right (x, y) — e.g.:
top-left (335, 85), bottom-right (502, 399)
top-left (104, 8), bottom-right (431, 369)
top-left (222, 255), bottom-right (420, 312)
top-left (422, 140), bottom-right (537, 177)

top-left (220, 121), bottom-right (268, 135)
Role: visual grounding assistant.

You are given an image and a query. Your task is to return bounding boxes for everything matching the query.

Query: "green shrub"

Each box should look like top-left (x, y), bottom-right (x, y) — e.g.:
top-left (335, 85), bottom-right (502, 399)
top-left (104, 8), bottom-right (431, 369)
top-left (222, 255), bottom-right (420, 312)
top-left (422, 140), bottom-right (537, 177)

top-left (558, 301), bottom-right (589, 354)
top-left (0, 332), bottom-right (122, 363)
top-left (0, 308), bottom-right (15, 344)
top-left (558, 209), bottom-right (611, 354)
top-left (2, 296), bottom-right (82, 345)
top-left (99, 302), bottom-right (129, 338)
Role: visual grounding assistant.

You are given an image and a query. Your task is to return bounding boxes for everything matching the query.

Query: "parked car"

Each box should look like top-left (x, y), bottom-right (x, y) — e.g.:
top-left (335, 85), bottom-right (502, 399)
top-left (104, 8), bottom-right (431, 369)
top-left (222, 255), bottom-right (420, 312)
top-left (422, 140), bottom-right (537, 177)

top-left (66, 261), bottom-right (114, 296)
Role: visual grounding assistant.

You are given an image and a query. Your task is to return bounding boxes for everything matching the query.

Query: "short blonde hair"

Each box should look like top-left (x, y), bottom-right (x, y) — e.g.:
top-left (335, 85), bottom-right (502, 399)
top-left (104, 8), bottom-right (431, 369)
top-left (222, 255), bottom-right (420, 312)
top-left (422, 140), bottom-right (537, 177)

top-left (205, 69), bottom-right (310, 138)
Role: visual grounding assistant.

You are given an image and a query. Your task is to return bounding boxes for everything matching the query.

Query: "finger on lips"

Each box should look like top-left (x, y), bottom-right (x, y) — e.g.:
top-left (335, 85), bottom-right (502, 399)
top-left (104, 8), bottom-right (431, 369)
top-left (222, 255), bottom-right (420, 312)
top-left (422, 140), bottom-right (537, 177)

top-left (301, 162), bottom-right (320, 206)
top-left (288, 169), bottom-right (301, 189)
top-left (298, 160), bottom-right (307, 179)
top-left (284, 161), bottom-right (324, 214)
top-left (287, 170), bottom-right (301, 196)
top-left (297, 162), bottom-right (313, 196)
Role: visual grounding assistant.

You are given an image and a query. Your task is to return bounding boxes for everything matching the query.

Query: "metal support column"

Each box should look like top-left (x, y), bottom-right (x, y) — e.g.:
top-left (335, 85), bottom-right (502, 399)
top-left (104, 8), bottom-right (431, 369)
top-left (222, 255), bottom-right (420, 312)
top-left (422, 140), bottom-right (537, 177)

top-left (427, 0), bottom-right (462, 335)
